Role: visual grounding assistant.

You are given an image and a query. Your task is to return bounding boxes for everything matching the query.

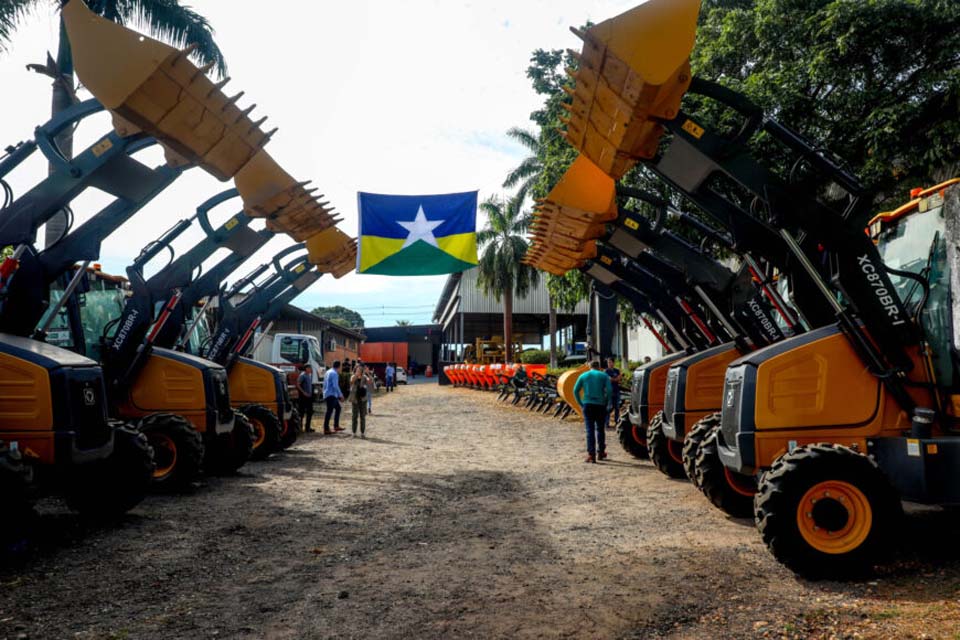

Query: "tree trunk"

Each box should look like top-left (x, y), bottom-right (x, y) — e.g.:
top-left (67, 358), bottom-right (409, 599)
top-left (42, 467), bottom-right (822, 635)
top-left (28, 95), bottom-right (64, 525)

top-left (620, 317), bottom-right (630, 367)
top-left (44, 19), bottom-right (76, 248)
top-left (548, 293), bottom-right (557, 369)
top-left (503, 288), bottom-right (513, 364)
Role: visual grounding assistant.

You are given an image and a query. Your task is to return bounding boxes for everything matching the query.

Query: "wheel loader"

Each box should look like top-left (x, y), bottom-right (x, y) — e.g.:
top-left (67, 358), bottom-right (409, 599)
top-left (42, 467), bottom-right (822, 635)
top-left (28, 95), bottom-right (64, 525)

top-left (0, 100), bottom-right (169, 521)
top-left (551, 0), bottom-right (960, 577)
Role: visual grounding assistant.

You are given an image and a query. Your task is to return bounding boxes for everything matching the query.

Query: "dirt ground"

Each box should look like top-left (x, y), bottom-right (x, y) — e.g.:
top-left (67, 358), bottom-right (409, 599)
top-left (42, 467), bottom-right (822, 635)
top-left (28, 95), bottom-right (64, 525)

top-left (3, 383), bottom-right (960, 639)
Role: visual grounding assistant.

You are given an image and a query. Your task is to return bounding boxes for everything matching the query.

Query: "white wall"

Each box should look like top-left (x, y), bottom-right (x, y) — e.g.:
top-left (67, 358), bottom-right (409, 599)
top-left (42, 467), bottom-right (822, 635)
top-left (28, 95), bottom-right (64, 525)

top-left (625, 324), bottom-right (665, 364)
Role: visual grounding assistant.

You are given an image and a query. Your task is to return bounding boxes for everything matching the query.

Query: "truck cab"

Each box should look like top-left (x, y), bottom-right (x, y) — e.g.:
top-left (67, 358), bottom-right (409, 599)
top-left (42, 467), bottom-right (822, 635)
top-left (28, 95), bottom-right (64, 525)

top-left (258, 333), bottom-right (326, 397)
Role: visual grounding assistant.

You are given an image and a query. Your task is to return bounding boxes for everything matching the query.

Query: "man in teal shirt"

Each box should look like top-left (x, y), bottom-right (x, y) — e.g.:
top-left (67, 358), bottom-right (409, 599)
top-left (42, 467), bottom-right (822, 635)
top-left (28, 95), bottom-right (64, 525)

top-left (573, 360), bottom-right (613, 463)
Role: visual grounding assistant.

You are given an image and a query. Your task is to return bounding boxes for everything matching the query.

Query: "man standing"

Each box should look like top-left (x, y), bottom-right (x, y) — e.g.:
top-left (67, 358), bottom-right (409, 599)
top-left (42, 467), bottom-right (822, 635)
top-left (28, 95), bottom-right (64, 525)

top-left (297, 364), bottom-right (315, 432)
top-left (605, 357), bottom-right (622, 430)
top-left (385, 362), bottom-right (395, 392)
top-left (323, 360), bottom-right (345, 434)
top-left (573, 360), bottom-right (612, 463)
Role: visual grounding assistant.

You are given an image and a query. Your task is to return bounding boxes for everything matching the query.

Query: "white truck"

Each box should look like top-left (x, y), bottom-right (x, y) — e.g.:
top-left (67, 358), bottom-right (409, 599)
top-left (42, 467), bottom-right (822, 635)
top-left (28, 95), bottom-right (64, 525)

top-left (254, 332), bottom-right (326, 397)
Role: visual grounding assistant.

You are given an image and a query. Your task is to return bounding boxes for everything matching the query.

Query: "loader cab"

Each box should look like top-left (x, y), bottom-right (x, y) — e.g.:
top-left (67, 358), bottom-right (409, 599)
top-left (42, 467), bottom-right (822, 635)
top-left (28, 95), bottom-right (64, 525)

top-left (873, 187), bottom-right (956, 390)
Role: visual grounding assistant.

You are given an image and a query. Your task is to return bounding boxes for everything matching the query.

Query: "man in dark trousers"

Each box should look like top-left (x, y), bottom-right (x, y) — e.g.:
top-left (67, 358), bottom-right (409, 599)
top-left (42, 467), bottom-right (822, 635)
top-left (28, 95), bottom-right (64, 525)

top-left (297, 364), bottom-right (315, 432)
top-left (605, 357), bottom-right (622, 430)
top-left (573, 360), bottom-right (612, 463)
top-left (323, 360), bottom-right (345, 434)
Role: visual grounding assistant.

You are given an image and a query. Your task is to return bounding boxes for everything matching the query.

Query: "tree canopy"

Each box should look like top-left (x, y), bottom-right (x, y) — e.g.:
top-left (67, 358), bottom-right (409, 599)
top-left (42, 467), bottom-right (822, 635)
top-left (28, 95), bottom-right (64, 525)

top-left (520, 0), bottom-right (960, 313)
top-left (311, 305), bottom-right (364, 329)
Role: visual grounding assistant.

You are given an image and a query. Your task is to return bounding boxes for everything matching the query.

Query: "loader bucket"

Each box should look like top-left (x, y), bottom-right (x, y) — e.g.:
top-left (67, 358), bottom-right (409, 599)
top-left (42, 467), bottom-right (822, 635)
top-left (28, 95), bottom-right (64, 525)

top-left (305, 227), bottom-right (357, 278)
top-left (563, 0), bottom-right (699, 179)
top-left (235, 150), bottom-right (338, 240)
top-left (522, 155), bottom-right (615, 274)
top-left (62, 0), bottom-right (270, 180)
top-left (557, 364), bottom-right (591, 418)
top-left (545, 155), bottom-right (617, 221)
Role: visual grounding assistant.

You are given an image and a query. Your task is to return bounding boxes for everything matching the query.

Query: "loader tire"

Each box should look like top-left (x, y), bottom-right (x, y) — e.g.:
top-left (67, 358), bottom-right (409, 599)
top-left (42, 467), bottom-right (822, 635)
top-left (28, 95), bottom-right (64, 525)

top-left (682, 413), bottom-right (721, 486)
top-left (139, 413), bottom-right (203, 492)
top-left (66, 423), bottom-right (155, 518)
top-left (279, 407), bottom-right (299, 450)
top-left (239, 404), bottom-right (280, 460)
top-left (695, 425), bottom-right (755, 518)
top-left (754, 443), bottom-right (902, 580)
top-left (206, 413), bottom-right (255, 476)
top-left (647, 411), bottom-right (685, 479)
top-left (617, 415), bottom-right (649, 460)
top-left (0, 451), bottom-right (34, 558)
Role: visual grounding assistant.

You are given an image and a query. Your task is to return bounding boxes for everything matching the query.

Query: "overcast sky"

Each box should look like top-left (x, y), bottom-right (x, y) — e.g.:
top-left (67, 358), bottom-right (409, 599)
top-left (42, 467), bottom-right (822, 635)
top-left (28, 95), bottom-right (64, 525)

top-left (0, 0), bottom-right (635, 326)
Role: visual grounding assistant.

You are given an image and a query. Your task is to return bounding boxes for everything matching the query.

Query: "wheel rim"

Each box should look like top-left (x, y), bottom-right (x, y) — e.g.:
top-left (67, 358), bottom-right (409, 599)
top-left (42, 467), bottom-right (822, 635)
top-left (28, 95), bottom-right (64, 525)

top-left (796, 480), bottom-right (872, 554)
top-left (723, 467), bottom-right (757, 497)
top-left (149, 433), bottom-right (177, 479)
top-left (250, 418), bottom-right (266, 449)
top-left (631, 423), bottom-right (645, 447)
top-left (667, 439), bottom-right (684, 464)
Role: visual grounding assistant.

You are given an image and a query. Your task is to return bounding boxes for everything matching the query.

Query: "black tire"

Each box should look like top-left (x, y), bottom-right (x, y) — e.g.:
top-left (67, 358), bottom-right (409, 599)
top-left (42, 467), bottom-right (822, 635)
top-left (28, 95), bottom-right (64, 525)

top-left (65, 423), bottom-right (155, 519)
top-left (617, 415), bottom-right (649, 460)
top-left (682, 413), bottom-right (721, 486)
top-left (754, 443), bottom-right (902, 580)
top-left (280, 407), bottom-right (299, 450)
top-left (695, 425), bottom-right (756, 518)
top-left (238, 404), bottom-right (281, 461)
top-left (647, 411), bottom-right (686, 479)
top-left (138, 413), bottom-right (204, 492)
top-left (206, 413), bottom-right (255, 476)
top-left (0, 450), bottom-right (34, 558)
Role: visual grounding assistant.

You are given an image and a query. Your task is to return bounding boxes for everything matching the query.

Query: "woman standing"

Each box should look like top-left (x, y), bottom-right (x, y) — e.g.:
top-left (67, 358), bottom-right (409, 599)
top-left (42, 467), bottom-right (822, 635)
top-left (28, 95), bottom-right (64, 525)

top-left (350, 363), bottom-right (372, 438)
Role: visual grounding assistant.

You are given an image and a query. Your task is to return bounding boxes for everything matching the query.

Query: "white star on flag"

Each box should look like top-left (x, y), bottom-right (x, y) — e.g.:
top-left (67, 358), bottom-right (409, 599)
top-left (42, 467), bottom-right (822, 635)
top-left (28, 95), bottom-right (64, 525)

top-left (397, 205), bottom-right (444, 249)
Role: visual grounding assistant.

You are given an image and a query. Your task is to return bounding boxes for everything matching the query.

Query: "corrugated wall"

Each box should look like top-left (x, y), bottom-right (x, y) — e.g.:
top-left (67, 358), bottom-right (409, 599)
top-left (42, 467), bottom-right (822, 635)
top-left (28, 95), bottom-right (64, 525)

top-left (457, 268), bottom-right (589, 315)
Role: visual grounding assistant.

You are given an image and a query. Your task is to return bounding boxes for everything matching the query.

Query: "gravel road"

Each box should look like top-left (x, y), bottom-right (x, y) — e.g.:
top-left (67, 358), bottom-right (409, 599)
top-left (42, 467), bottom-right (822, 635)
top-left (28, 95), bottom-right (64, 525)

top-left (2, 383), bottom-right (959, 639)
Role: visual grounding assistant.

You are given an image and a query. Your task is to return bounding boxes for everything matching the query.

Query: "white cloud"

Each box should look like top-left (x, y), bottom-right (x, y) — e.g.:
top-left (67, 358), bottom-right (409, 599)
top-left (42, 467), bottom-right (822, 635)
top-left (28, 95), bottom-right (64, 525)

top-left (0, 0), bottom-right (637, 326)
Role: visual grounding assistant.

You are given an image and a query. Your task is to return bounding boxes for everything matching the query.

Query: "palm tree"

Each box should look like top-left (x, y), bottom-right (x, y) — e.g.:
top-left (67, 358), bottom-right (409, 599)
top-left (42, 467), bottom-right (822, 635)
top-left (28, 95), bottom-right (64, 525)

top-left (476, 194), bottom-right (539, 363)
top-left (0, 0), bottom-right (226, 246)
top-left (395, 320), bottom-right (411, 327)
top-left (501, 127), bottom-right (542, 204)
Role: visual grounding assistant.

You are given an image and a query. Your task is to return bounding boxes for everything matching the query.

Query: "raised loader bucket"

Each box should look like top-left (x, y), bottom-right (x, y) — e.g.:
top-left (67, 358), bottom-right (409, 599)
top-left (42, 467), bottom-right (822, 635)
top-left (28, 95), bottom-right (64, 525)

top-left (305, 227), bottom-right (357, 278)
top-left (557, 364), bottom-right (591, 418)
top-left (62, 0), bottom-right (270, 180)
top-left (524, 154), bottom-right (617, 275)
top-left (235, 150), bottom-right (340, 241)
top-left (562, 0), bottom-right (700, 179)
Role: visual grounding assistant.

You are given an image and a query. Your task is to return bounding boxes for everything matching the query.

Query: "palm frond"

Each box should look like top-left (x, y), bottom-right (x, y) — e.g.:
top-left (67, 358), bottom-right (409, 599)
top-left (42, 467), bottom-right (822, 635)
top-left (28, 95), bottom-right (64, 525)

top-left (121, 0), bottom-right (227, 76)
top-left (502, 155), bottom-right (541, 189)
top-left (0, 0), bottom-right (40, 51)
top-left (505, 127), bottom-right (540, 154)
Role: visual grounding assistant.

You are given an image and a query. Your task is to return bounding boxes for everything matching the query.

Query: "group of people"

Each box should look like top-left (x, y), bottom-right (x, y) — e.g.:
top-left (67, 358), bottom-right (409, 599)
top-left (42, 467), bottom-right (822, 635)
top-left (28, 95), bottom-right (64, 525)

top-left (572, 357), bottom-right (627, 464)
top-left (295, 359), bottom-right (386, 438)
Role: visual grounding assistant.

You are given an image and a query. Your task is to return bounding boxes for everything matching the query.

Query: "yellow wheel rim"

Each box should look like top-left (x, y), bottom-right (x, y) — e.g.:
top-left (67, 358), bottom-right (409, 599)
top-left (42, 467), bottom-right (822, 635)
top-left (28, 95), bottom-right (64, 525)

top-left (796, 480), bottom-right (872, 554)
top-left (250, 418), bottom-right (266, 449)
top-left (724, 468), bottom-right (757, 498)
top-left (149, 433), bottom-right (177, 479)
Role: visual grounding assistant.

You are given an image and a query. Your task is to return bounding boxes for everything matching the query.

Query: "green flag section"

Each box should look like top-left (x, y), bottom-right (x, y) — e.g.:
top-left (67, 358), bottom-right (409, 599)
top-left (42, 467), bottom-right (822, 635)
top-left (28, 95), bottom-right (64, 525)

top-left (361, 239), bottom-right (478, 276)
top-left (357, 191), bottom-right (478, 275)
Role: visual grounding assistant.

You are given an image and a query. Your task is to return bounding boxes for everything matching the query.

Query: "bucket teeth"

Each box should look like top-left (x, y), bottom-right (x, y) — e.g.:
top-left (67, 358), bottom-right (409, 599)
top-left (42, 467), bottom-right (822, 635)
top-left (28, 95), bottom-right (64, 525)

top-left (62, 0), bottom-right (274, 180)
top-left (551, 0), bottom-right (699, 180)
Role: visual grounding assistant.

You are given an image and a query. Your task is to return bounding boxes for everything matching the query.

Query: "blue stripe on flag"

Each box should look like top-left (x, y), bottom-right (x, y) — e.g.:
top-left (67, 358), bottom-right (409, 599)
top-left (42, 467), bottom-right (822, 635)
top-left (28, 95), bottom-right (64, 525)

top-left (358, 191), bottom-right (477, 239)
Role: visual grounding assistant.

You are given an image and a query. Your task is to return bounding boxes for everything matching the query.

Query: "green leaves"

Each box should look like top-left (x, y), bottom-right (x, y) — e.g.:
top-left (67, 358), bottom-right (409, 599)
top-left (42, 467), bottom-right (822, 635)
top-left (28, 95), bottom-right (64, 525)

top-left (476, 194), bottom-right (539, 303)
top-left (690, 0), bottom-right (960, 206)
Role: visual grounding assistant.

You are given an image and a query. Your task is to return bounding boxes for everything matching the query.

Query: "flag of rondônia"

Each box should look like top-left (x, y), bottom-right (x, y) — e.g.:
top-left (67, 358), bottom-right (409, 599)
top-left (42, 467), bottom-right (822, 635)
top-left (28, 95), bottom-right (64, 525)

top-left (356, 191), bottom-right (478, 276)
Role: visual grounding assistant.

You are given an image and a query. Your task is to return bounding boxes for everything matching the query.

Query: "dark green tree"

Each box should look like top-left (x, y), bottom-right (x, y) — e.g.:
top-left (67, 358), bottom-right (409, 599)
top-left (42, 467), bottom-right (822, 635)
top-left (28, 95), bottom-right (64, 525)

top-left (0, 0), bottom-right (227, 246)
top-left (476, 194), bottom-right (539, 363)
top-left (311, 305), bottom-right (364, 329)
top-left (690, 0), bottom-right (960, 206)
